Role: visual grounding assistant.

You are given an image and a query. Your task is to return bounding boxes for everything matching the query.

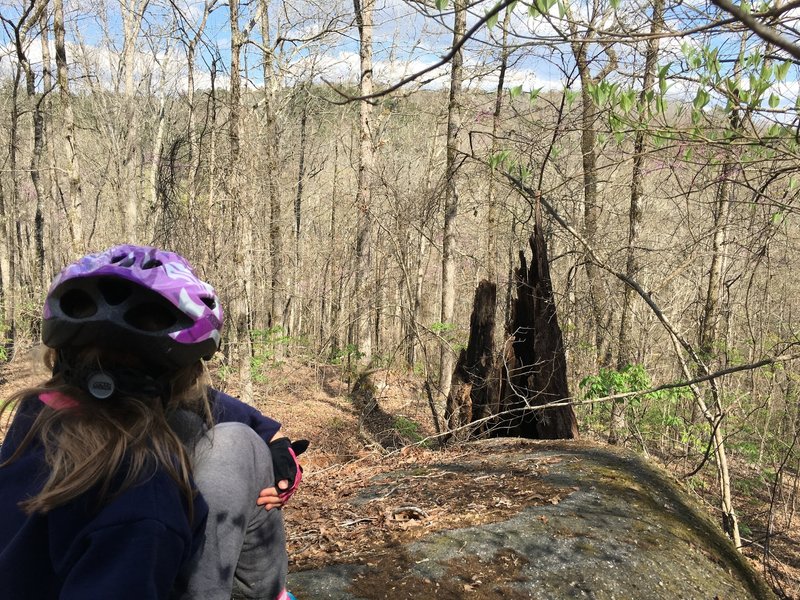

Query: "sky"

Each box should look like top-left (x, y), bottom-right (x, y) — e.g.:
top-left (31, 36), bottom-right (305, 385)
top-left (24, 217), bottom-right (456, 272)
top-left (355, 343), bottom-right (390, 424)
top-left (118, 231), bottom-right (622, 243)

top-left (0, 0), bottom-right (797, 113)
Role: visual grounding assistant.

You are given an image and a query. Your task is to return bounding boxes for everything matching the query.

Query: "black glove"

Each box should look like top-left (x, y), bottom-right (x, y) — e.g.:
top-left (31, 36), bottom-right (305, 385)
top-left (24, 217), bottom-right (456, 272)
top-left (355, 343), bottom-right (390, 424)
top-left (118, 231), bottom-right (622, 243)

top-left (268, 438), bottom-right (309, 501)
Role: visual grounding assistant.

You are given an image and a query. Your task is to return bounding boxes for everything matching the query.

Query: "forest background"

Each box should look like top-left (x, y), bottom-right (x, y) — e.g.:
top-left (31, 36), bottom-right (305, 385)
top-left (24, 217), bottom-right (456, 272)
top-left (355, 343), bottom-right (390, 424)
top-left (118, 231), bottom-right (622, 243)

top-left (0, 0), bottom-right (799, 595)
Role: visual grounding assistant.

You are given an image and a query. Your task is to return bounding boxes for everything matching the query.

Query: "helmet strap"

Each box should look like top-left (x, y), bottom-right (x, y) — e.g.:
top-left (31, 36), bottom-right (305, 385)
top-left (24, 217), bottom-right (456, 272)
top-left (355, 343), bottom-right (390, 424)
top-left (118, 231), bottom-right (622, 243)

top-left (54, 351), bottom-right (169, 401)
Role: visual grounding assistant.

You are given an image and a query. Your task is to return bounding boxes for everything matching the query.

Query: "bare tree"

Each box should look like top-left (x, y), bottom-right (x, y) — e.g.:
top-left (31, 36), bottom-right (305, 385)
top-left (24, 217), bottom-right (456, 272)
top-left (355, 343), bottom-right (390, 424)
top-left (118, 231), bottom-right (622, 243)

top-left (353, 0), bottom-right (375, 362)
top-left (439, 0), bottom-right (466, 401)
top-left (611, 0), bottom-right (665, 445)
top-left (53, 0), bottom-right (84, 256)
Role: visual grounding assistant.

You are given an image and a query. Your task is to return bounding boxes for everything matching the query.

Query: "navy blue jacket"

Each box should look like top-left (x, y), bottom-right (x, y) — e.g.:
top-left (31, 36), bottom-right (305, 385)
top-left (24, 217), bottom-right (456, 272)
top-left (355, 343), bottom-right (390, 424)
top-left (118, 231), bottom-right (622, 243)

top-left (0, 389), bottom-right (281, 599)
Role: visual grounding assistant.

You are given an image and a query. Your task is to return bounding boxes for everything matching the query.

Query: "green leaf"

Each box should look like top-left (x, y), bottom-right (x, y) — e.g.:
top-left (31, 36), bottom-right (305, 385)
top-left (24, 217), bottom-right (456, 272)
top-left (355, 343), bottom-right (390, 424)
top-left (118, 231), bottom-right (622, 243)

top-left (790, 177), bottom-right (799, 191)
top-left (509, 84), bottom-right (523, 99)
top-left (656, 95), bottom-right (666, 115)
top-left (486, 7), bottom-right (499, 29)
top-left (489, 150), bottom-right (511, 170)
top-left (684, 147), bottom-right (693, 161)
top-left (435, 0), bottom-right (448, 9)
top-left (776, 61), bottom-right (791, 82)
top-left (693, 88), bottom-right (709, 110)
top-left (610, 0), bottom-right (620, 8)
top-left (619, 89), bottom-right (634, 113)
top-left (528, 0), bottom-right (555, 15)
top-left (565, 89), bottom-right (578, 107)
top-left (529, 87), bottom-right (542, 103)
top-left (769, 93), bottom-right (780, 108)
top-left (767, 123), bottom-right (780, 136)
top-left (771, 211), bottom-right (785, 225)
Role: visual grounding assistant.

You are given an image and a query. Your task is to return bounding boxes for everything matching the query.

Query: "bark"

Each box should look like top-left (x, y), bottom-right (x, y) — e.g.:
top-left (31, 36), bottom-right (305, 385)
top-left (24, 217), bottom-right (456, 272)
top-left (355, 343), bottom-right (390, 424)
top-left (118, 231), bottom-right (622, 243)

top-left (612, 0), bottom-right (665, 444)
top-left (207, 59), bottom-right (219, 238)
top-left (119, 0), bottom-right (149, 238)
top-left (499, 200), bottom-right (578, 439)
top-left (260, 1), bottom-right (286, 345)
top-left (0, 144), bottom-right (14, 351)
top-left (13, 1), bottom-right (48, 287)
top-left (565, 4), bottom-right (617, 369)
top-left (53, 0), bottom-right (84, 256)
top-left (353, 0), bottom-right (374, 362)
top-left (3, 67), bottom-right (22, 344)
top-left (289, 92), bottom-right (309, 338)
top-left (439, 0), bottom-right (466, 401)
top-left (148, 92), bottom-right (167, 239)
top-left (445, 280), bottom-right (498, 439)
top-left (184, 1), bottom-right (213, 213)
top-left (486, 8), bottom-right (512, 283)
top-left (229, 0), bottom-right (253, 402)
top-left (321, 129), bottom-right (340, 350)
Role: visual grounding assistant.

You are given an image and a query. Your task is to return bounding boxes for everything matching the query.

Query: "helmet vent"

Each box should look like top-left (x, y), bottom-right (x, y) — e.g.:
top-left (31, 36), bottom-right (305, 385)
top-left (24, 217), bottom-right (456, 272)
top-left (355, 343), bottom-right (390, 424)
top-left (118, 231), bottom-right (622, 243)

top-left (142, 259), bottom-right (163, 270)
top-left (201, 297), bottom-right (216, 309)
top-left (98, 278), bottom-right (133, 305)
top-left (124, 302), bottom-right (178, 332)
top-left (60, 289), bottom-right (97, 318)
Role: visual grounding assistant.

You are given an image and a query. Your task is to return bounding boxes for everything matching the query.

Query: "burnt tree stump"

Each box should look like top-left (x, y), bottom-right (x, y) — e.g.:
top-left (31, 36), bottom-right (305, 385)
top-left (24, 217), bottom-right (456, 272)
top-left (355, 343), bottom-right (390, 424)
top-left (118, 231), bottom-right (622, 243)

top-left (499, 201), bottom-right (578, 439)
top-left (445, 199), bottom-right (577, 441)
top-left (445, 280), bottom-right (499, 439)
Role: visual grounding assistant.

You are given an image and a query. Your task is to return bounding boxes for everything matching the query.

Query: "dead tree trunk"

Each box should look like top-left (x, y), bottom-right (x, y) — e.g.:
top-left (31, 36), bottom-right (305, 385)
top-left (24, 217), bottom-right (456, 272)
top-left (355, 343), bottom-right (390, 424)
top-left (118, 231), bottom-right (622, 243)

top-left (499, 201), bottom-right (578, 439)
top-left (445, 280), bottom-right (498, 439)
top-left (446, 202), bottom-right (577, 441)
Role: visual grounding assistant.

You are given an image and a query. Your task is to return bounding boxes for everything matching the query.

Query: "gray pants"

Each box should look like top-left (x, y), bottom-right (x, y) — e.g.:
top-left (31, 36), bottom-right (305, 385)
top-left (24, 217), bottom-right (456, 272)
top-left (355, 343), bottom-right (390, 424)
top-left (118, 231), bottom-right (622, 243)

top-left (172, 421), bottom-right (288, 600)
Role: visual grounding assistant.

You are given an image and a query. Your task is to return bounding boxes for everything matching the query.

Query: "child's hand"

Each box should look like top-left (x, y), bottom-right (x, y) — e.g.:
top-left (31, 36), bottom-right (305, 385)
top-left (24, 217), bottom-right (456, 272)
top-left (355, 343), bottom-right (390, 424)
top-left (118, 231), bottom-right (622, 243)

top-left (267, 438), bottom-right (309, 505)
top-left (256, 486), bottom-right (285, 510)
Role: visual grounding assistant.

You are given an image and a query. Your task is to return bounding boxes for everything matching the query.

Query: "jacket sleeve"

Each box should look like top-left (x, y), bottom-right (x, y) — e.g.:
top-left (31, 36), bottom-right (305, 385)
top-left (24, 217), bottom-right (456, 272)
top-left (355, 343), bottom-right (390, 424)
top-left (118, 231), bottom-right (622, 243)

top-left (59, 520), bottom-right (187, 600)
top-left (209, 387), bottom-right (282, 443)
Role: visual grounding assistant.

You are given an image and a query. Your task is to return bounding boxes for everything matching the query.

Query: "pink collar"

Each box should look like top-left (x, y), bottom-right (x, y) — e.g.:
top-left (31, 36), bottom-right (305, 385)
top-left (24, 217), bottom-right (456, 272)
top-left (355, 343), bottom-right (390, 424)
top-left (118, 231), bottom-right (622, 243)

top-left (39, 391), bottom-right (79, 410)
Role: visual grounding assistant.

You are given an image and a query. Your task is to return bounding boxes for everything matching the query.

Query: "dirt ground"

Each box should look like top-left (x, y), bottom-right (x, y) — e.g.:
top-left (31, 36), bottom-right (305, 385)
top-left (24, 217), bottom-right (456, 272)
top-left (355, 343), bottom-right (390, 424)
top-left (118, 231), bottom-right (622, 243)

top-left (1, 352), bottom-right (798, 599)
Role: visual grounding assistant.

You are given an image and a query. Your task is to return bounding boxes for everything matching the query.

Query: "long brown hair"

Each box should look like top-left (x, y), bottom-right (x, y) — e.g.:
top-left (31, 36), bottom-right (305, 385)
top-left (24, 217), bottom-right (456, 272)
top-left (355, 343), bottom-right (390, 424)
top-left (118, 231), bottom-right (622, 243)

top-left (0, 348), bottom-right (212, 519)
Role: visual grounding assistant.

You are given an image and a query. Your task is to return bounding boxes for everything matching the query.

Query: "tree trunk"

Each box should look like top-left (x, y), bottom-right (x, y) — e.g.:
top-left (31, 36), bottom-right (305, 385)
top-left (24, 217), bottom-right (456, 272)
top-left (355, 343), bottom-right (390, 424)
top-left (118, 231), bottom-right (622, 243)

top-left (228, 0), bottom-right (253, 402)
top-left (565, 4), bottom-right (617, 370)
top-left (353, 0), bottom-right (374, 363)
top-left (445, 280), bottom-right (498, 439)
top-left (184, 1), bottom-right (212, 215)
top-left (486, 8), bottom-right (512, 284)
top-left (15, 3), bottom-right (47, 288)
top-left (439, 0), bottom-right (466, 401)
top-left (500, 199), bottom-right (578, 439)
top-left (290, 91), bottom-right (308, 339)
top-left (120, 0), bottom-right (149, 238)
top-left (612, 0), bottom-right (665, 444)
top-left (53, 0), bottom-right (84, 257)
top-left (260, 1), bottom-right (286, 349)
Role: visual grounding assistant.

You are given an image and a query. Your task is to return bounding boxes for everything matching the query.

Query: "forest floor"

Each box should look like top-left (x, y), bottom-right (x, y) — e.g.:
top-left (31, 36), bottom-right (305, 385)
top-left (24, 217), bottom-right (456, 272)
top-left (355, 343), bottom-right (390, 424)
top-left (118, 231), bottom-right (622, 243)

top-left (0, 351), bottom-right (798, 599)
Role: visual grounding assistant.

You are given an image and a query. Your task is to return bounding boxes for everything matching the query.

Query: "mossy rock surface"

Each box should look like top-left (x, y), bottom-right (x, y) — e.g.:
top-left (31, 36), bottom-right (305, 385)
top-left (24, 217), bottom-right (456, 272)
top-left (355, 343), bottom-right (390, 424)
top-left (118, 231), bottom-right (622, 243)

top-left (288, 439), bottom-right (775, 599)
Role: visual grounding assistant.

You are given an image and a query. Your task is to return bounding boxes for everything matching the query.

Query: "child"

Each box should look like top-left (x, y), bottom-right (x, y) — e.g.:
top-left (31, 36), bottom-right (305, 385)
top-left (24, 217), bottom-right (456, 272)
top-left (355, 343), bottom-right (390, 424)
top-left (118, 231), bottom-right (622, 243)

top-left (0, 245), bottom-right (305, 600)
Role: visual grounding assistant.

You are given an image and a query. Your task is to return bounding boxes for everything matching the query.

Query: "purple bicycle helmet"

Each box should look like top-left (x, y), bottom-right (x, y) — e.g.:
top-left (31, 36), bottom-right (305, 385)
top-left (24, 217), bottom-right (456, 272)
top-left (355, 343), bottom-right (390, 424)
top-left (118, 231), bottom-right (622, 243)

top-left (42, 245), bottom-right (223, 368)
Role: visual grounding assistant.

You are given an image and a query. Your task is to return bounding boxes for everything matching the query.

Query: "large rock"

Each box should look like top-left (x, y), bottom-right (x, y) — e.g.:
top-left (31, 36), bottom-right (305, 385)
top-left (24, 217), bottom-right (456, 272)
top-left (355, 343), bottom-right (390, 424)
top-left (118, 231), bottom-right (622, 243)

top-left (288, 439), bottom-right (775, 599)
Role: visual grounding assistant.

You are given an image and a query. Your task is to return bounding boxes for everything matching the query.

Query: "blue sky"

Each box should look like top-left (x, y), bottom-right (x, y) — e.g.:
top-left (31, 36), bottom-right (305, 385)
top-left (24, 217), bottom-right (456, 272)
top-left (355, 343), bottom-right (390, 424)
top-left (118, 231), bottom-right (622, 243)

top-left (0, 0), bottom-right (796, 112)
